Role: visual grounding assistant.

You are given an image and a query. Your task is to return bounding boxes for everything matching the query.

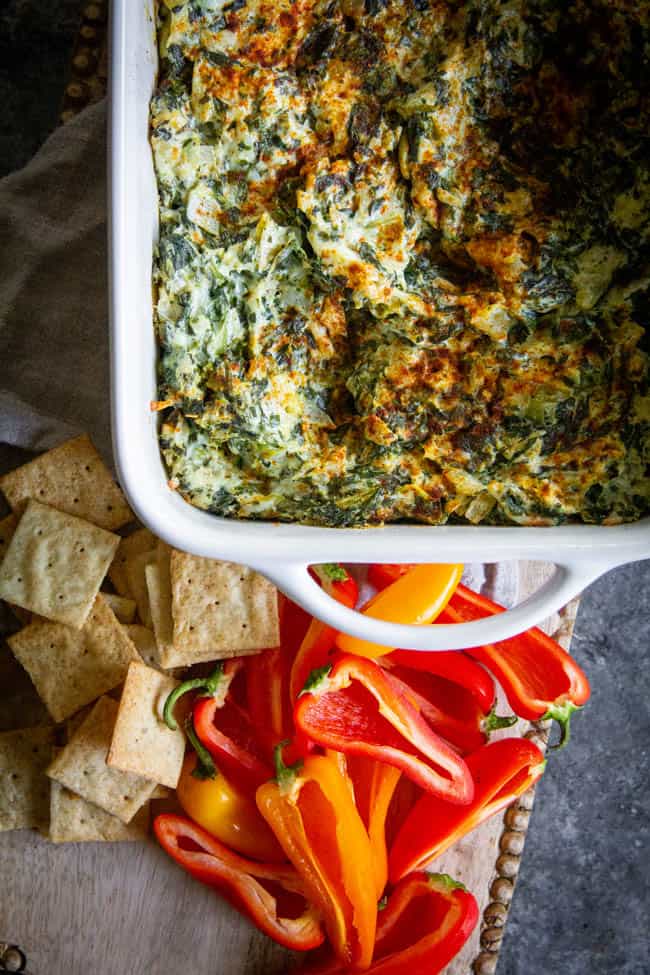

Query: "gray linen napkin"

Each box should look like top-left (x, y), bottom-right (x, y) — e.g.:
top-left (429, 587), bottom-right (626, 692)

top-left (0, 100), bottom-right (108, 467)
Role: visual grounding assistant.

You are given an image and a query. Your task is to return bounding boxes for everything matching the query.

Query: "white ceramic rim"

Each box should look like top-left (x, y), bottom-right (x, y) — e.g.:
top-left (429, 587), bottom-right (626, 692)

top-left (108, 0), bottom-right (650, 650)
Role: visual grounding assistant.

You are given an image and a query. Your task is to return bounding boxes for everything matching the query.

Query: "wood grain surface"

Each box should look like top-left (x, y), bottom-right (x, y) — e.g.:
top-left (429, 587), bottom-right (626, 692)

top-left (0, 562), bottom-right (579, 975)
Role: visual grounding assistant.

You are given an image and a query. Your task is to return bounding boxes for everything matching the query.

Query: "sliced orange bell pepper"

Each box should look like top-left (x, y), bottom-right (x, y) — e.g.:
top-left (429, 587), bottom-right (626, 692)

top-left (176, 753), bottom-right (285, 863)
top-left (336, 564), bottom-right (464, 659)
top-left (346, 756), bottom-right (401, 900)
top-left (256, 749), bottom-right (377, 970)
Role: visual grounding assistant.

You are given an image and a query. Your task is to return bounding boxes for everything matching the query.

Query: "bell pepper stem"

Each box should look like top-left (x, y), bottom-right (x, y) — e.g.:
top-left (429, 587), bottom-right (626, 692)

top-left (185, 717), bottom-right (218, 779)
top-left (427, 872), bottom-right (468, 893)
top-left (299, 663), bottom-right (333, 697)
top-left (163, 664), bottom-right (226, 730)
top-left (273, 740), bottom-right (304, 793)
top-left (483, 708), bottom-right (518, 735)
top-left (314, 563), bottom-right (349, 584)
top-left (543, 702), bottom-right (582, 750)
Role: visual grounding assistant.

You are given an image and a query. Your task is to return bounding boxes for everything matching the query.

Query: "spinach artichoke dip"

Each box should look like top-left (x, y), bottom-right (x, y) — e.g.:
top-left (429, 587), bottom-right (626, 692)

top-left (151, 0), bottom-right (650, 527)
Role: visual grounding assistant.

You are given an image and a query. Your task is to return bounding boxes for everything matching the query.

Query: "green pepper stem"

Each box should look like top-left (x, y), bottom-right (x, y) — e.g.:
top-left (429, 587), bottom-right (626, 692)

top-left (185, 718), bottom-right (217, 780)
top-left (426, 872), bottom-right (467, 893)
top-left (484, 707), bottom-right (518, 735)
top-left (543, 701), bottom-right (582, 750)
top-left (163, 664), bottom-right (226, 730)
top-left (299, 663), bottom-right (333, 697)
top-left (274, 740), bottom-right (303, 792)
top-left (313, 563), bottom-right (349, 584)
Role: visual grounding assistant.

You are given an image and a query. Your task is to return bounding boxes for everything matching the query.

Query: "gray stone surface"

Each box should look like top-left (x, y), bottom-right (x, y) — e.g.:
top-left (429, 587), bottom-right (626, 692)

top-left (502, 560), bottom-right (650, 975)
top-left (1, 2), bottom-right (649, 973)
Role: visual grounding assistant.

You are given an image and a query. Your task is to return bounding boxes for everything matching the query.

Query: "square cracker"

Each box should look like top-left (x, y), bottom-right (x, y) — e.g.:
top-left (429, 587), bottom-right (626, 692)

top-left (0, 434), bottom-right (132, 531)
top-left (46, 696), bottom-right (156, 823)
top-left (108, 528), bottom-right (156, 597)
top-left (50, 779), bottom-right (149, 843)
top-left (124, 624), bottom-right (163, 670)
top-left (102, 592), bottom-right (137, 624)
top-left (145, 543), bottom-right (176, 665)
top-left (126, 549), bottom-right (156, 628)
top-left (7, 595), bottom-right (140, 723)
top-left (0, 725), bottom-right (55, 832)
top-left (0, 511), bottom-right (31, 625)
top-left (124, 624), bottom-right (185, 678)
top-left (0, 511), bottom-right (19, 558)
top-left (170, 552), bottom-right (279, 664)
top-left (0, 500), bottom-right (120, 628)
top-left (108, 661), bottom-right (184, 788)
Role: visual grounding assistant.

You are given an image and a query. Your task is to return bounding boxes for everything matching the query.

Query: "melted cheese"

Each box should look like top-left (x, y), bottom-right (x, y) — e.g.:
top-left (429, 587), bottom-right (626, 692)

top-left (152, 0), bottom-right (650, 527)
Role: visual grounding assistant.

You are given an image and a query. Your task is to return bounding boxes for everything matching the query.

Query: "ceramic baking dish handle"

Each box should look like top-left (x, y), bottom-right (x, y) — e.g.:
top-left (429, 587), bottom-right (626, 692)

top-left (258, 560), bottom-right (612, 651)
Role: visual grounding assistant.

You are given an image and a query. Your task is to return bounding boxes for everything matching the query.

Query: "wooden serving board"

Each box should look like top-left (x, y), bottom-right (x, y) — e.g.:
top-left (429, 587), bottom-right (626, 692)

top-left (0, 562), bottom-right (579, 975)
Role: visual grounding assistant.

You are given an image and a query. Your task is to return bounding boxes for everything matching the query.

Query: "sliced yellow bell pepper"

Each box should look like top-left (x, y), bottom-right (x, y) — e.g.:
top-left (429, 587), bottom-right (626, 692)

top-left (335, 563), bottom-right (464, 659)
top-left (176, 754), bottom-right (285, 863)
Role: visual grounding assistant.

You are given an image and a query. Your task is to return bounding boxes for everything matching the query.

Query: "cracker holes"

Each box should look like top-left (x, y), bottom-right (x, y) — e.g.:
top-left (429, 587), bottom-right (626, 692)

top-left (85, 465), bottom-right (91, 472)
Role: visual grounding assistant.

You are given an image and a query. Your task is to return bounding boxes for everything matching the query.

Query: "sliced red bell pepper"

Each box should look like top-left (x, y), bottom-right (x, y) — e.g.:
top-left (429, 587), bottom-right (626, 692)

top-left (193, 694), bottom-right (273, 795)
top-left (246, 596), bottom-right (312, 762)
top-left (384, 665), bottom-right (516, 755)
top-left (336, 564), bottom-right (464, 659)
top-left (440, 584), bottom-right (591, 746)
top-left (294, 655), bottom-right (474, 804)
top-left (289, 564), bottom-right (358, 703)
top-left (389, 737), bottom-right (545, 882)
top-left (346, 755), bottom-right (401, 900)
top-left (302, 872), bottom-right (479, 975)
top-left (367, 563), bottom-right (414, 591)
top-left (153, 813), bottom-right (323, 951)
top-left (246, 647), bottom-right (292, 764)
top-left (256, 749), bottom-right (377, 970)
top-left (387, 649), bottom-right (496, 713)
top-left (163, 659), bottom-right (260, 786)
top-left (384, 774), bottom-right (421, 852)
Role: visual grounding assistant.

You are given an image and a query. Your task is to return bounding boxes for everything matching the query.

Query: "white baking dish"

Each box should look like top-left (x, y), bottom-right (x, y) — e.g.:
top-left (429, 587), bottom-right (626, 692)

top-left (108, 0), bottom-right (650, 650)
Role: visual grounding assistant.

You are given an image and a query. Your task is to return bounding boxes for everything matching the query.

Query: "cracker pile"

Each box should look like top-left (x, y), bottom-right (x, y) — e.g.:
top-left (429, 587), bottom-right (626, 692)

top-left (0, 434), bottom-right (279, 844)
